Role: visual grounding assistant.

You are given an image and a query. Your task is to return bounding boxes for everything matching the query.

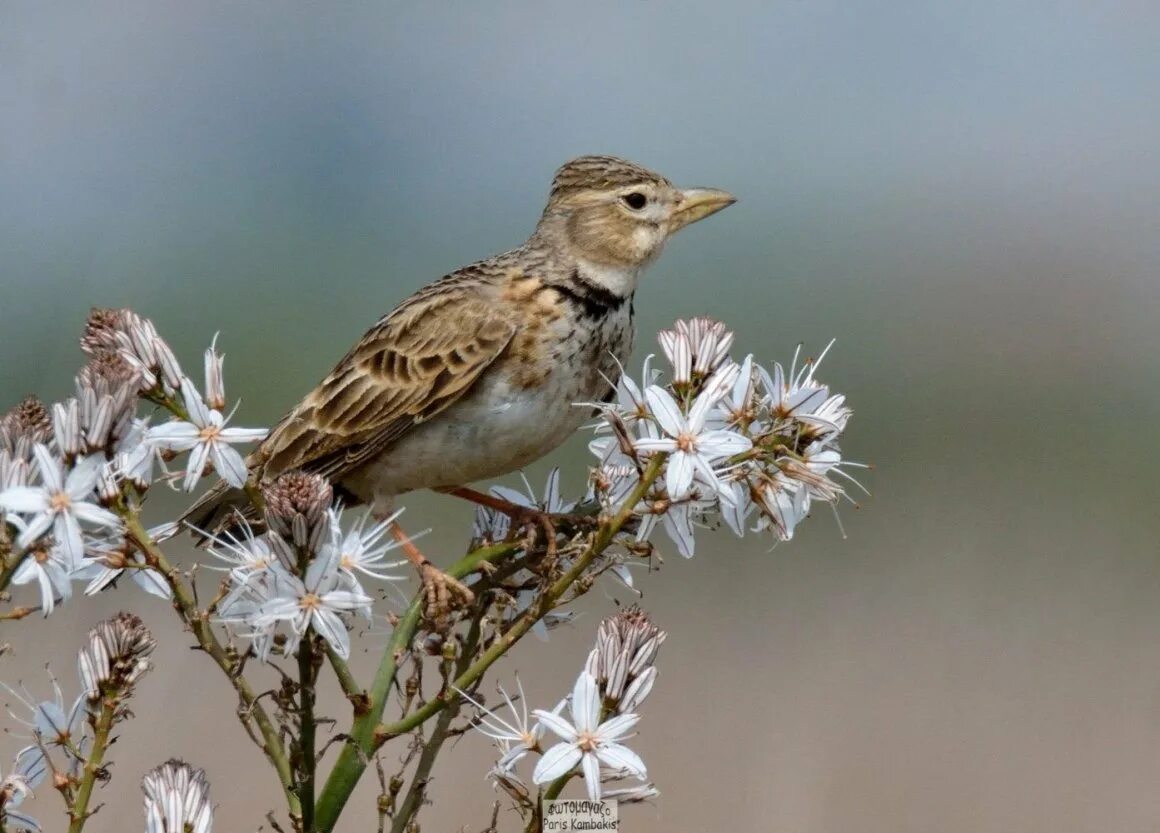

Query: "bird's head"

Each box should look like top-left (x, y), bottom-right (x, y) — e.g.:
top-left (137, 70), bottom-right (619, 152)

top-left (534, 155), bottom-right (735, 290)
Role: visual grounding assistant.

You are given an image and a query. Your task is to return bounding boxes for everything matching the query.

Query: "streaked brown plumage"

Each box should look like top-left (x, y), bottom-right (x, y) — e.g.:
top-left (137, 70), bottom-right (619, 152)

top-left (183, 155), bottom-right (735, 611)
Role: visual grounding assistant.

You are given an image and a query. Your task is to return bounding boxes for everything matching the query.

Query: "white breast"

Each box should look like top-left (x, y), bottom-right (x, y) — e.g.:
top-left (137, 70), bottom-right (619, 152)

top-left (342, 360), bottom-right (606, 507)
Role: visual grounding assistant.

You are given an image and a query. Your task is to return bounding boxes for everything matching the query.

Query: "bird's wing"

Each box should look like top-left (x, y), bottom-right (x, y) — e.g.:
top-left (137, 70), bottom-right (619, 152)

top-left (255, 274), bottom-right (516, 483)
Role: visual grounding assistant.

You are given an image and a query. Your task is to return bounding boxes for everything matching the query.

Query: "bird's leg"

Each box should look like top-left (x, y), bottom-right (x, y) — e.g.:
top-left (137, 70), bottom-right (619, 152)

top-left (386, 520), bottom-right (473, 628)
top-left (444, 487), bottom-right (560, 550)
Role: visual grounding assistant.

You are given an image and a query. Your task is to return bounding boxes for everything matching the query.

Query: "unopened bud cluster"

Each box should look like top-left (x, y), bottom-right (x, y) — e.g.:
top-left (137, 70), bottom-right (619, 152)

top-left (584, 606), bottom-right (665, 714)
top-left (78, 611), bottom-right (156, 700)
top-left (264, 470), bottom-right (334, 554)
top-left (81, 307), bottom-right (182, 396)
top-left (142, 759), bottom-right (214, 833)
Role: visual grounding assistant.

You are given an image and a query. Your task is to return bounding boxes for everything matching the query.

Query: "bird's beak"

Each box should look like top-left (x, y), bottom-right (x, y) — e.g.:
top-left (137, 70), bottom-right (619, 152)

top-left (669, 187), bottom-right (737, 232)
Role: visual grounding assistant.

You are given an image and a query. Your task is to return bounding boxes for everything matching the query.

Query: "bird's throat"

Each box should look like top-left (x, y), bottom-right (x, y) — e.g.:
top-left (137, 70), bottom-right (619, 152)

top-left (572, 260), bottom-right (639, 301)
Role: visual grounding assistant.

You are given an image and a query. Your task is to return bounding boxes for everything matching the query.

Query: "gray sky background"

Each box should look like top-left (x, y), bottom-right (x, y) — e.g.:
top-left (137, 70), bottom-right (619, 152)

top-left (3, 3), bottom-right (1160, 832)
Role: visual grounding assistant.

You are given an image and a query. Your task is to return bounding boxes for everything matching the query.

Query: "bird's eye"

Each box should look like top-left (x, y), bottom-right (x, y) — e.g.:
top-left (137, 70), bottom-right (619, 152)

top-left (621, 192), bottom-right (648, 210)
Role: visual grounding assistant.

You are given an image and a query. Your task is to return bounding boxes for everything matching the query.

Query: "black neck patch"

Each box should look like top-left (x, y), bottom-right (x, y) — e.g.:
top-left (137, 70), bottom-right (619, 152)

top-left (552, 269), bottom-right (631, 319)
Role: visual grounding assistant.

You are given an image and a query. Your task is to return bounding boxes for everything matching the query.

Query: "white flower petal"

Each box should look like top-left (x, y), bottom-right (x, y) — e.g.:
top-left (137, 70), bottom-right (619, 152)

top-left (55, 512), bottom-right (85, 569)
top-left (183, 442), bottom-right (212, 492)
top-left (145, 422), bottom-right (202, 450)
top-left (687, 363), bottom-right (739, 430)
top-left (64, 455), bottom-right (103, 498)
top-left (581, 751), bottom-right (602, 800)
top-left (179, 377), bottom-right (212, 426)
top-left (218, 426), bottom-right (268, 443)
top-left (696, 430), bottom-right (752, 459)
top-left (15, 514), bottom-right (54, 550)
top-left (133, 569), bottom-right (174, 600)
top-left (570, 671), bottom-right (601, 733)
top-left (596, 712), bottom-right (640, 741)
top-left (532, 742), bottom-right (582, 784)
top-left (595, 742), bottom-right (648, 779)
top-left (533, 709), bottom-right (579, 743)
top-left (32, 445), bottom-right (64, 492)
top-left (662, 507), bottom-right (696, 558)
top-left (632, 437), bottom-right (678, 454)
top-left (0, 487), bottom-right (49, 514)
top-left (664, 452), bottom-right (695, 500)
top-left (209, 442), bottom-right (248, 488)
top-left (310, 609), bottom-right (351, 659)
top-left (643, 386), bottom-right (685, 438)
top-left (70, 501), bottom-right (121, 530)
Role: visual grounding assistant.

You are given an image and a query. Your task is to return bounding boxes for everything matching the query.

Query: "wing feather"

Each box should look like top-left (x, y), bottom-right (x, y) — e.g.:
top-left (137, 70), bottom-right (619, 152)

top-left (255, 278), bottom-right (515, 482)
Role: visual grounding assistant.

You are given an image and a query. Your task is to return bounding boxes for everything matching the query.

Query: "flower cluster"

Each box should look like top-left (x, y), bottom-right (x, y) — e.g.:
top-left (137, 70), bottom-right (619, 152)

top-left (213, 472), bottom-right (406, 660)
top-left (464, 608), bottom-right (662, 803)
top-left (0, 613), bottom-right (156, 832)
top-left (590, 317), bottom-right (861, 556)
top-left (0, 309), bottom-right (268, 616)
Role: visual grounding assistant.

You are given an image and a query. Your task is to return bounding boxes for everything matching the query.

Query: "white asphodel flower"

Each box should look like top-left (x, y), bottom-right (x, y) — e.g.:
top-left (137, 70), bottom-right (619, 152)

top-left (532, 672), bottom-right (647, 800)
top-left (324, 507), bottom-right (411, 591)
top-left (79, 543), bottom-right (173, 601)
top-left (0, 445), bottom-right (121, 568)
top-left (3, 672), bottom-right (89, 788)
top-left (457, 677), bottom-right (555, 773)
top-left (145, 377), bottom-right (265, 491)
top-left (253, 553), bottom-right (372, 660)
top-left (633, 366), bottom-right (752, 501)
top-left (753, 475), bottom-right (811, 541)
top-left (9, 545), bottom-right (72, 615)
top-left (215, 566), bottom-right (289, 663)
top-left (758, 342), bottom-right (833, 420)
top-left (0, 766), bottom-right (38, 833)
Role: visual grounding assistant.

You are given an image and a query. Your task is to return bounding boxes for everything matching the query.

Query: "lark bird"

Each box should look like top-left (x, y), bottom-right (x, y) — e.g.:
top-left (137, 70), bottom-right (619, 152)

top-left (185, 155), bottom-right (735, 614)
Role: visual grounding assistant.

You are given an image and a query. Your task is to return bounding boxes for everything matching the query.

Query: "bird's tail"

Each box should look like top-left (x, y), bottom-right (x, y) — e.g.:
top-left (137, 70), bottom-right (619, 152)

top-left (176, 481), bottom-right (263, 546)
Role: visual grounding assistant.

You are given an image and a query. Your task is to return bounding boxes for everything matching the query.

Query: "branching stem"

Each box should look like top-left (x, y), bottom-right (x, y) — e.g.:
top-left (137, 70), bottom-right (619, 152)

top-left (120, 508), bottom-right (301, 820)
top-left (313, 456), bottom-right (665, 832)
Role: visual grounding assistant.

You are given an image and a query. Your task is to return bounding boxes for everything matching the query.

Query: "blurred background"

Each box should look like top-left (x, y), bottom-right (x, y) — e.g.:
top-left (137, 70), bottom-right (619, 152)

top-left (3, 2), bottom-right (1160, 831)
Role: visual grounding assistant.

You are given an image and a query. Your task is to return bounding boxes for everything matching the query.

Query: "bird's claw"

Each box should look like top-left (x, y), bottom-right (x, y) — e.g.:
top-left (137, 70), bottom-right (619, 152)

top-left (419, 562), bottom-right (474, 631)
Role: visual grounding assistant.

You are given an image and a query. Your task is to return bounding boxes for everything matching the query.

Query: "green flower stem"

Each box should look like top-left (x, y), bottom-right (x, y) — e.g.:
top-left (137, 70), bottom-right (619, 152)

top-left (120, 509), bottom-right (301, 820)
top-left (314, 456), bottom-right (665, 833)
top-left (298, 638), bottom-right (318, 831)
top-left (543, 774), bottom-right (573, 801)
top-left (324, 645), bottom-right (365, 706)
top-left (389, 612), bottom-right (483, 833)
top-left (66, 694), bottom-right (117, 833)
top-left (314, 541), bottom-right (518, 832)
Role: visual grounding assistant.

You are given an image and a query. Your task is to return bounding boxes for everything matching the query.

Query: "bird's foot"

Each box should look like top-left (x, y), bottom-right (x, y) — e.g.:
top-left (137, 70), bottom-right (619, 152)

top-left (419, 561), bottom-right (475, 631)
top-left (387, 519), bottom-right (475, 629)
